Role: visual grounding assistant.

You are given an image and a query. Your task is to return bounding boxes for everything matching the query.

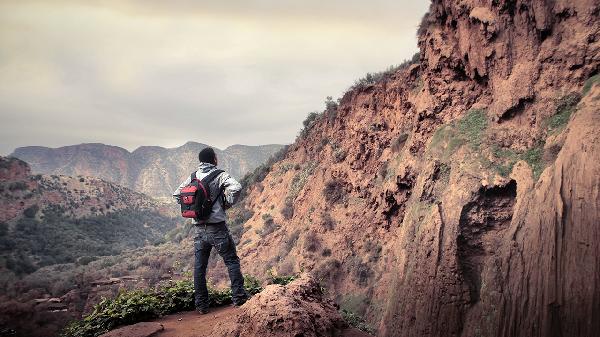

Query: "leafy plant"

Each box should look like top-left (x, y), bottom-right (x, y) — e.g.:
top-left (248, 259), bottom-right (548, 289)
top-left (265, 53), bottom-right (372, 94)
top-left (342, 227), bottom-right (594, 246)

top-left (62, 276), bottom-right (264, 337)
top-left (267, 268), bottom-right (297, 285)
top-left (323, 179), bottom-right (346, 204)
top-left (582, 73), bottom-right (600, 95)
top-left (545, 93), bottom-right (581, 134)
top-left (239, 145), bottom-right (290, 198)
top-left (257, 213), bottom-right (278, 237)
top-left (281, 198), bottom-right (294, 220)
top-left (491, 143), bottom-right (545, 180)
top-left (340, 309), bottom-right (376, 335)
top-left (350, 53), bottom-right (420, 91)
top-left (429, 109), bottom-right (488, 160)
top-left (288, 162), bottom-right (317, 201)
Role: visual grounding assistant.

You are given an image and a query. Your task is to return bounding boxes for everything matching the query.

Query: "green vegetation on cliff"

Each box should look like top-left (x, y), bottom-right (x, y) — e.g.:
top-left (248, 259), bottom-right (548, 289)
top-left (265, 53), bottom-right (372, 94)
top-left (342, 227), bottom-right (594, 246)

top-left (0, 209), bottom-right (178, 276)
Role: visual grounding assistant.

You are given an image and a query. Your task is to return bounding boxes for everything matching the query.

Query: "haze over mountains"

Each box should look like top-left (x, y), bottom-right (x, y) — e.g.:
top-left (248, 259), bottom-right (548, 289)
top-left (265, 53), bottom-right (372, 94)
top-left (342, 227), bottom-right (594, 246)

top-left (11, 142), bottom-right (284, 198)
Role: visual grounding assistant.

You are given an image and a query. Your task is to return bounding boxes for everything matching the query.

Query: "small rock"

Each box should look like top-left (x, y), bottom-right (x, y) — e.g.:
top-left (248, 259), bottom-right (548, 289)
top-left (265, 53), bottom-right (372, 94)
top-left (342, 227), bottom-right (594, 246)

top-left (99, 322), bottom-right (164, 337)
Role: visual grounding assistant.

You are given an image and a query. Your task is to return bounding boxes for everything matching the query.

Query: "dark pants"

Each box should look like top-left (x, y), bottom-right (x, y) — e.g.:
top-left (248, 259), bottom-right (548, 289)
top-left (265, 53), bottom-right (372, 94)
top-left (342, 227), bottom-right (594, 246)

top-left (193, 223), bottom-right (247, 309)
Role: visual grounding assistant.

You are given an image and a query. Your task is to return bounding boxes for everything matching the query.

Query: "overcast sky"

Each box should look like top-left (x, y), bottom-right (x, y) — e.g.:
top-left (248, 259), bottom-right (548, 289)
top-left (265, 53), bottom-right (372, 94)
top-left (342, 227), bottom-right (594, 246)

top-left (0, 0), bottom-right (429, 155)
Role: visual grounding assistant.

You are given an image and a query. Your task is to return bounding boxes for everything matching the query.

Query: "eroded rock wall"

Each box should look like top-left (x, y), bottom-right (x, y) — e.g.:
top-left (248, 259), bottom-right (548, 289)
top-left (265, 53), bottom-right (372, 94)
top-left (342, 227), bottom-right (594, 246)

top-left (233, 1), bottom-right (599, 336)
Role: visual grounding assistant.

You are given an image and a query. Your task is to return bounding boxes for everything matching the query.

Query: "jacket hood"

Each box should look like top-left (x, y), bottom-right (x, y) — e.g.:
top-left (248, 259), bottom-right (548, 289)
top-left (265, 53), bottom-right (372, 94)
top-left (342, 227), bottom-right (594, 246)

top-left (197, 162), bottom-right (216, 173)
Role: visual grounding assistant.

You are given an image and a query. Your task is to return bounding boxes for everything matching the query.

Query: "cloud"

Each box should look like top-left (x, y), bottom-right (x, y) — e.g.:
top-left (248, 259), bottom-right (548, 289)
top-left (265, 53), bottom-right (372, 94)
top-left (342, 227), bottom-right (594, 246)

top-left (0, 0), bottom-right (429, 154)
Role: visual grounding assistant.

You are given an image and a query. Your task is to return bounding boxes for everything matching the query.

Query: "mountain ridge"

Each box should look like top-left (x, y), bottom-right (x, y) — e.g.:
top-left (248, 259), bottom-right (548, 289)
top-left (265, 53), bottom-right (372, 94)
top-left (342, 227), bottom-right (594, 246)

top-left (11, 142), bottom-right (285, 198)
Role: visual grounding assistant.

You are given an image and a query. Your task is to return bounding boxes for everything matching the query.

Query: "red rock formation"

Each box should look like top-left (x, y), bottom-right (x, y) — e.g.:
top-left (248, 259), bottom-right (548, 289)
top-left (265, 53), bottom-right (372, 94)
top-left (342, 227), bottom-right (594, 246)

top-left (232, 1), bottom-right (599, 336)
top-left (213, 274), bottom-right (348, 337)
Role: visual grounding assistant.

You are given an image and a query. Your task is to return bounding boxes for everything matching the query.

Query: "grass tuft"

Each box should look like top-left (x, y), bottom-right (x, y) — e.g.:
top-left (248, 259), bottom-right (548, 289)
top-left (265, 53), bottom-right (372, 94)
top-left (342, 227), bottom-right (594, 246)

top-left (340, 309), bottom-right (376, 335)
top-left (545, 93), bottom-right (581, 134)
top-left (582, 74), bottom-right (600, 95)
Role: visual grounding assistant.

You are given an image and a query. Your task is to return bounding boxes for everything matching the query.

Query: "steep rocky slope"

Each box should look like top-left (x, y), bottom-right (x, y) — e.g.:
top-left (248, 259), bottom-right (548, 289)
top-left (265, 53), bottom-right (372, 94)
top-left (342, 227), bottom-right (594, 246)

top-left (11, 142), bottom-right (284, 198)
top-left (229, 1), bottom-right (599, 336)
top-left (0, 156), bottom-right (179, 275)
top-left (0, 156), bottom-right (173, 223)
top-left (0, 156), bottom-right (183, 337)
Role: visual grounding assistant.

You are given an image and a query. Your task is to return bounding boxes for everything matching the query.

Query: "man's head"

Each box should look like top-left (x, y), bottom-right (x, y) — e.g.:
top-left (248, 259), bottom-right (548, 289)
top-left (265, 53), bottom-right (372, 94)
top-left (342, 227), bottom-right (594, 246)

top-left (198, 147), bottom-right (217, 165)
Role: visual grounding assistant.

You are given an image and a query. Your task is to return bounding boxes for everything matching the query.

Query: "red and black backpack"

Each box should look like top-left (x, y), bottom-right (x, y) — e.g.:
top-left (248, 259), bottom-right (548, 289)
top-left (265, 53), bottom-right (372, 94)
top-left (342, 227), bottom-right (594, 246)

top-left (179, 169), bottom-right (223, 221)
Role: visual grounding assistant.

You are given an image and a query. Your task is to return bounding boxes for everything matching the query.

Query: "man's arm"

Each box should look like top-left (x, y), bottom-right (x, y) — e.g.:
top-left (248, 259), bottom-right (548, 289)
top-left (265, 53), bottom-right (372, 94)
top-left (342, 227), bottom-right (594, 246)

top-left (172, 175), bottom-right (192, 202)
top-left (219, 172), bottom-right (242, 206)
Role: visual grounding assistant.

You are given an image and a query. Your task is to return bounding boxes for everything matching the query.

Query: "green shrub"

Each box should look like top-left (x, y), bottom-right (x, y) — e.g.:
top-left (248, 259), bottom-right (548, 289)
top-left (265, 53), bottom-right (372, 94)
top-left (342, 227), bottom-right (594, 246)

top-left (62, 276), bottom-right (264, 337)
top-left (323, 179), bottom-right (346, 204)
top-left (257, 214), bottom-right (278, 237)
top-left (303, 231), bottom-right (320, 253)
top-left (492, 143), bottom-right (545, 180)
top-left (288, 162), bottom-right (317, 201)
top-left (429, 109), bottom-right (488, 159)
top-left (582, 74), bottom-right (600, 95)
top-left (521, 145), bottom-right (544, 180)
top-left (340, 309), bottom-right (376, 335)
top-left (322, 213), bottom-right (336, 231)
top-left (300, 112), bottom-right (321, 138)
top-left (239, 145), bottom-right (290, 198)
top-left (8, 181), bottom-right (27, 191)
top-left (456, 109), bottom-right (487, 149)
top-left (281, 198), bottom-right (294, 220)
top-left (546, 93), bottom-right (581, 134)
top-left (391, 133), bottom-right (409, 152)
top-left (350, 53), bottom-right (420, 91)
top-left (23, 204), bottom-right (39, 218)
top-left (283, 230), bottom-right (300, 254)
top-left (267, 269), bottom-right (297, 285)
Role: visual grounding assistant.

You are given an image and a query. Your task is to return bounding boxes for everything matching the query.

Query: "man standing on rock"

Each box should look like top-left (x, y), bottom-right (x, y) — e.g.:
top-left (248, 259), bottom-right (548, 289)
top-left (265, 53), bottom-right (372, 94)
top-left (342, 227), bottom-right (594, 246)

top-left (173, 147), bottom-right (248, 314)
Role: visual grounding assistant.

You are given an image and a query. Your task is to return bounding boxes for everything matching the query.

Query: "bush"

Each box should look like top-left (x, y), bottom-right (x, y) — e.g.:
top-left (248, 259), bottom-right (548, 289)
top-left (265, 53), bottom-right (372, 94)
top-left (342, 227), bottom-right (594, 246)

top-left (391, 133), bottom-right (409, 152)
top-left (417, 12), bottom-right (431, 37)
top-left (267, 268), bottom-right (297, 285)
top-left (350, 53), bottom-right (420, 91)
top-left (300, 112), bottom-right (321, 138)
top-left (23, 205), bottom-right (39, 218)
top-left (303, 231), bottom-right (320, 253)
top-left (61, 277), bottom-right (264, 337)
top-left (283, 230), bottom-right (300, 255)
top-left (281, 198), bottom-right (294, 220)
top-left (456, 109), bottom-right (487, 149)
top-left (323, 179), bottom-right (346, 204)
top-left (340, 309), bottom-right (376, 335)
top-left (582, 73), bottom-right (600, 95)
top-left (322, 213), bottom-right (336, 231)
top-left (239, 146), bottom-right (290, 198)
top-left (546, 93), bottom-right (581, 134)
top-left (8, 181), bottom-right (27, 191)
top-left (257, 214), bottom-right (278, 237)
top-left (313, 258), bottom-right (341, 284)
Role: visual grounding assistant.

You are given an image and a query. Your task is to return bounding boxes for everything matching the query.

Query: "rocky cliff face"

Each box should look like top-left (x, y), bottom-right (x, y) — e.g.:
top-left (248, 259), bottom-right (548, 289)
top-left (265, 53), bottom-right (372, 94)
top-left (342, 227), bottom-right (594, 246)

top-left (230, 1), bottom-right (599, 336)
top-left (11, 142), bottom-right (284, 198)
top-left (0, 156), bottom-right (173, 223)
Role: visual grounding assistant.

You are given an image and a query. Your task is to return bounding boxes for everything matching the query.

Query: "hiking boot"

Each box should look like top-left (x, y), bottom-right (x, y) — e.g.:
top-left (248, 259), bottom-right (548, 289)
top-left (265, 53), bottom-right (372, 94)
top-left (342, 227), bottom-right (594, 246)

top-left (231, 298), bottom-right (246, 307)
top-left (196, 307), bottom-right (209, 315)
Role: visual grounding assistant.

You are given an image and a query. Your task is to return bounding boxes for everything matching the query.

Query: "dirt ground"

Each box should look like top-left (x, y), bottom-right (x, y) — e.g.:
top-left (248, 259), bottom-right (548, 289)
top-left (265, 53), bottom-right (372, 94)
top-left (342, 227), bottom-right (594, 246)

top-left (151, 307), bottom-right (373, 337)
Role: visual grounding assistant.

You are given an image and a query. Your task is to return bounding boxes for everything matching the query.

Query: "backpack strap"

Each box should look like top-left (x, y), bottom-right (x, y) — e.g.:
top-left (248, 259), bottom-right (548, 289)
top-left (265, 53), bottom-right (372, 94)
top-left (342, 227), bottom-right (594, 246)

top-left (200, 169), bottom-right (224, 185)
top-left (200, 169), bottom-right (224, 205)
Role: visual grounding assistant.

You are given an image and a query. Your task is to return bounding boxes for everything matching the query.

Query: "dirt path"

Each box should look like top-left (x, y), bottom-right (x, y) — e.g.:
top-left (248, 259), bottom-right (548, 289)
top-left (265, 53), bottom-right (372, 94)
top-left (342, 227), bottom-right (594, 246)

top-left (154, 306), bottom-right (237, 337)
top-left (151, 307), bottom-right (373, 337)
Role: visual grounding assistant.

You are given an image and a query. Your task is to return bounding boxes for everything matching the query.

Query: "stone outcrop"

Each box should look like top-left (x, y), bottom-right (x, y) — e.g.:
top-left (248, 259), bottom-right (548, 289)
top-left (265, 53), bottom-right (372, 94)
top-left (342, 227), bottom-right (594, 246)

top-left (212, 274), bottom-right (347, 337)
top-left (230, 1), bottom-right (599, 336)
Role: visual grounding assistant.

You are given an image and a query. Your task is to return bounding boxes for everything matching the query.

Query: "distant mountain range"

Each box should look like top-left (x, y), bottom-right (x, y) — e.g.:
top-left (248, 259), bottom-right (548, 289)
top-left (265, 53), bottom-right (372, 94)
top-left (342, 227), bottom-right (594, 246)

top-left (11, 142), bottom-right (285, 198)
